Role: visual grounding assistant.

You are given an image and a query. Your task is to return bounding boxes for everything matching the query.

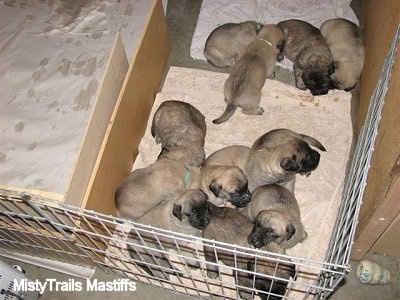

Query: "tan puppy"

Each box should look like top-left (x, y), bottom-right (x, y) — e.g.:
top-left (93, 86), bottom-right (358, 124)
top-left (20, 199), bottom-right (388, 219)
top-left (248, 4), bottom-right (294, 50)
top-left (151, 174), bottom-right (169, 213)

top-left (115, 158), bottom-right (201, 220)
top-left (203, 203), bottom-right (295, 299)
top-left (203, 129), bottom-right (326, 192)
top-left (204, 21), bottom-right (262, 68)
top-left (200, 164), bottom-right (251, 208)
top-left (278, 19), bottom-right (334, 96)
top-left (127, 189), bottom-right (210, 280)
top-left (203, 145), bottom-right (251, 169)
top-left (241, 184), bottom-right (307, 250)
top-left (320, 18), bottom-right (364, 91)
top-left (151, 100), bottom-right (206, 167)
top-left (245, 128), bottom-right (326, 192)
top-left (213, 24), bottom-right (285, 124)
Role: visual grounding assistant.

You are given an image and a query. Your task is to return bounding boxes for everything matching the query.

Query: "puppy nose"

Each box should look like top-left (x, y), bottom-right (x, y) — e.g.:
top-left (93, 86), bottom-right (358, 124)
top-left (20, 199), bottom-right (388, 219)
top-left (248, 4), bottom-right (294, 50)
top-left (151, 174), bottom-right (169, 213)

top-left (313, 151), bottom-right (320, 162)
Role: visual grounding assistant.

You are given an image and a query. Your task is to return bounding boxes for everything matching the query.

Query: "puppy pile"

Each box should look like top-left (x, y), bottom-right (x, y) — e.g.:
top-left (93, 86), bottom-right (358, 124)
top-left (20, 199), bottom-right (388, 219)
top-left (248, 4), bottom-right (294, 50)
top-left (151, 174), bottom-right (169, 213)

top-left (205, 18), bottom-right (364, 121)
top-left (115, 94), bottom-right (329, 298)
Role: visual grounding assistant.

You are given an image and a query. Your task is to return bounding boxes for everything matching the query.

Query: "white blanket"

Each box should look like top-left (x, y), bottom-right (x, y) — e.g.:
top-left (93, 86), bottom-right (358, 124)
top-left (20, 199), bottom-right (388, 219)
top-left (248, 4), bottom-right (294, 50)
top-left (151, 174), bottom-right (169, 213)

top-left (190, 0), bottom-right (359, 69)
top-left (111, 66), bottom-right (353, 298)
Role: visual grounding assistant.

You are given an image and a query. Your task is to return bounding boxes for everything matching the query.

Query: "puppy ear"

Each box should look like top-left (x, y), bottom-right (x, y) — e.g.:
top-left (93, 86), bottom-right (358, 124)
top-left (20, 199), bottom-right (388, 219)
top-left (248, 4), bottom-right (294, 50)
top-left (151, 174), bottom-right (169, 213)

top-left (209, 180), bottom-right (222, 197)
top-left (280, 157), bottom-right (300, 171)
top-left (329, 62), bottom-right (336, 75)
top-left (276, 39), bottom-right (285, 62)
top-left (286, 223), bottom-right (296, 241)
top-left (172, 204), bottom-right (183, 221)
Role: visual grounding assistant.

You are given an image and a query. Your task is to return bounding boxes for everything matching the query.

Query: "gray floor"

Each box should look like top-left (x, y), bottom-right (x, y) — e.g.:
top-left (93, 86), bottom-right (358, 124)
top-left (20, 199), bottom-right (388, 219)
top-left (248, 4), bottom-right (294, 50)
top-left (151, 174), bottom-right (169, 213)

top-left (2, 1), bottom-right (399, 299)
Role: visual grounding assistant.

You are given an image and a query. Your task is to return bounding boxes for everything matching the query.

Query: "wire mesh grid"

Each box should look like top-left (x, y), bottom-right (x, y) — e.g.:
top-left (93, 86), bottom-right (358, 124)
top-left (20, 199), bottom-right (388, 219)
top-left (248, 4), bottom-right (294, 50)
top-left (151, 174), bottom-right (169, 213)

top-left (316, 24), bottom-right (400, 297)
top-left (0, 189), bottom-right (348, 299)
top-left (0, 24), bottom-right (398, 300)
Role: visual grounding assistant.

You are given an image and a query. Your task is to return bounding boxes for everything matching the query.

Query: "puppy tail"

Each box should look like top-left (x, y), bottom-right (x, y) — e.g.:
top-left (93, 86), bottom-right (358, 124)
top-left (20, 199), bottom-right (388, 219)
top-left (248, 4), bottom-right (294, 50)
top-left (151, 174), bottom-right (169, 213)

top-left (213, 103), bottom-right (237, 124)
top-left (300, 134), bottom-right (327, 151)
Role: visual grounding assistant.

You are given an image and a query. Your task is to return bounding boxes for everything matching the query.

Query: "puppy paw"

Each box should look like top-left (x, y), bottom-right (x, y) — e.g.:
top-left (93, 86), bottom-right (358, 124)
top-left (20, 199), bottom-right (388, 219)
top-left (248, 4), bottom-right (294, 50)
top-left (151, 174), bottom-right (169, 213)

top-left (206, 270), bottom-right (219, 279)
top-left (257, 107), bottom-right (264, 115)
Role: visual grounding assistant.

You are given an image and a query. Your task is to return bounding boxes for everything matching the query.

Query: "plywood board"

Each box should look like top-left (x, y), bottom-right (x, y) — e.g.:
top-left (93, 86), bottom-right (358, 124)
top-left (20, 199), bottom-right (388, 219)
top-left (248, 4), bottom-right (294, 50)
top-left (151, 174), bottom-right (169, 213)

top-left (65, 33), bottom-right (129, 207)
top-left (351, 0), bottom-right (400, 259)
top-left (84, 0), bottom-right (170, 217)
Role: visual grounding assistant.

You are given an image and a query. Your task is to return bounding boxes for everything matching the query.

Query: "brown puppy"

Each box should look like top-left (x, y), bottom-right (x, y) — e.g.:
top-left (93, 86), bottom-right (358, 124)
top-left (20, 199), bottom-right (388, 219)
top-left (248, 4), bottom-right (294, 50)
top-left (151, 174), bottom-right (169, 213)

top-left (127, 189), bottom-right (210, 280)
top-left (115, 158), bottom-right (201, 220)
top-left (278, 19), bottom-right (334, 96)
top-left (320, 18), bottom-right (364, 91)
top-left (213, 24), bottom-right (285, 124)
top-left (151, 100), bottom-right (206, 167)
top-left (241, 184), bottom-right (307, 250)
top-left (200, 164), bottom-right (251, 208)
top-left (203, 203), bottom-right (295, 299)
top-left (204, 21), bottom-right (262, 68)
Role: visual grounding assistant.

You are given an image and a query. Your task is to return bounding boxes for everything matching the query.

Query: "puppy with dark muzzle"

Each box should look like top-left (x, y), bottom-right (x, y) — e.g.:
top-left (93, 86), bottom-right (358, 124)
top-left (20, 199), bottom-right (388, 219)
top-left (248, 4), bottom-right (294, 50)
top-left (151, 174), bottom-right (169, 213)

top-left (200, 164), bottom-right (251, 208)
top-left (278, 19), bottom-right (334, 96)
top-left (151, 100), bottom-right (207, 167)
top-left (213, 24), bottom-right (285, 124)
top-left (246, 128), bottom-right (326, 192)
top-left (127, 189), bottom-right (210, 280)
top-left (203, 129), bottom-right (326, 192)
top-left (241, 184), bottom-right (307, 250)
top-left (204, 21), bottom-right (262, 68)
top-left (115, 158), bottom-right (201, 220)
top-left (320, 18), bottom-right (365, 91)
top-left (203, 203), bottom-right (295, 299)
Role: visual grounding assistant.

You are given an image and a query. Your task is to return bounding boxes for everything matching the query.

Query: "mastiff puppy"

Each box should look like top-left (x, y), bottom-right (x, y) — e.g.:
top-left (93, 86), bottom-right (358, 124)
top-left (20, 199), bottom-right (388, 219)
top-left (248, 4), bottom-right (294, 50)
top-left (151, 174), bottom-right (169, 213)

top-left (204, 21), bottom-right (261, 68)
top-left (151, 100), bottom-right (207, 167)
top-left (115, 158), bottom-right (201, 220)
top-left (245, 128), bottom-right (326, 192)
top-left (213, 24), bottom-right (285, 124)
top-left (200, 164), bottom-right (252, 208)
top-left (127, 189), bottom-right (210, 280)
top-left (320, 18), bottom-right (365, 91)
top-left (241, 184), bottom-right (307, 250)
top-left (278, 19), bottom-right (334, 95)
top-left (203, 203), bottom-right (295, 299)
top-left (203, 129), bottom-right (326, 192)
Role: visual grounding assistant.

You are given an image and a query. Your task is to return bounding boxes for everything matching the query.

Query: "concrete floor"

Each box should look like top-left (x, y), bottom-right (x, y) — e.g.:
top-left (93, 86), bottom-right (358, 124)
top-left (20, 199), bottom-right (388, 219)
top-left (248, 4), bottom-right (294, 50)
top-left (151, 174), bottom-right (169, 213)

top-left (1, 1), bottom-right (399, 300)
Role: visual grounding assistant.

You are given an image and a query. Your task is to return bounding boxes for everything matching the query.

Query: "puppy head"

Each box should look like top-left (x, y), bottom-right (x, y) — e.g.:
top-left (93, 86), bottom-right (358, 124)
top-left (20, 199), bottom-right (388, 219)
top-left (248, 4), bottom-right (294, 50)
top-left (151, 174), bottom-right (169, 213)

top-left (247, 210), bottom-right (295, 249)
top-left (301, 66), bottom-right (334, 96)
top-left (257, 24), bottom-right (285, 61)
top-left (279, 139), bottom-right (321, 174)
top-left (172, 189), bottom-right (210, 230)
top-left (331, 61), bottom-right (358, 91)
top-left (208, 166), bottom-right (252, 207)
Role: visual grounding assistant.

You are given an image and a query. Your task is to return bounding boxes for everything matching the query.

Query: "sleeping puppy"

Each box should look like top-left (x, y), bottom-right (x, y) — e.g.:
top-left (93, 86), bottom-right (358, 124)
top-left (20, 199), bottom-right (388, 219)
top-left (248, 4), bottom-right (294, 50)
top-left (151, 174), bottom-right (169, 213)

top-left (203, 145), bottom-right (251, 169)
top-left (241, 184), bottom-right (307, 250)
top-left (320, 18), bottom-right (365, 91)
top-left (245, 128), bottom-right (326, 192)
top-left (204, 21), bottom-right (262, 68)
top-left (213, 24), bottom-right (285, 124)
top-left (278, 19), bottom-right (334, 96)
top-left (203, 203), bottom-right (295, 299)
top-left (203, 129), bottom-right (326, 192)
top-left (127, 189), bottom-right (210, 280)
top-left (115, 158), bottom-right (201, 220)
top-left (151, 100), bottom-right (207, 167)
top-left (200, 164), bottom-right (251, 208)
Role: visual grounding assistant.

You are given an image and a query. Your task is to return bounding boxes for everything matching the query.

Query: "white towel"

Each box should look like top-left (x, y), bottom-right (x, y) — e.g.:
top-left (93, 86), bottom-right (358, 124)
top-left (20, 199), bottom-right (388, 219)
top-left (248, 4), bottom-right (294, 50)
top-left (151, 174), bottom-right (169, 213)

top-left (190, 0), bottom-right (359, 69)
